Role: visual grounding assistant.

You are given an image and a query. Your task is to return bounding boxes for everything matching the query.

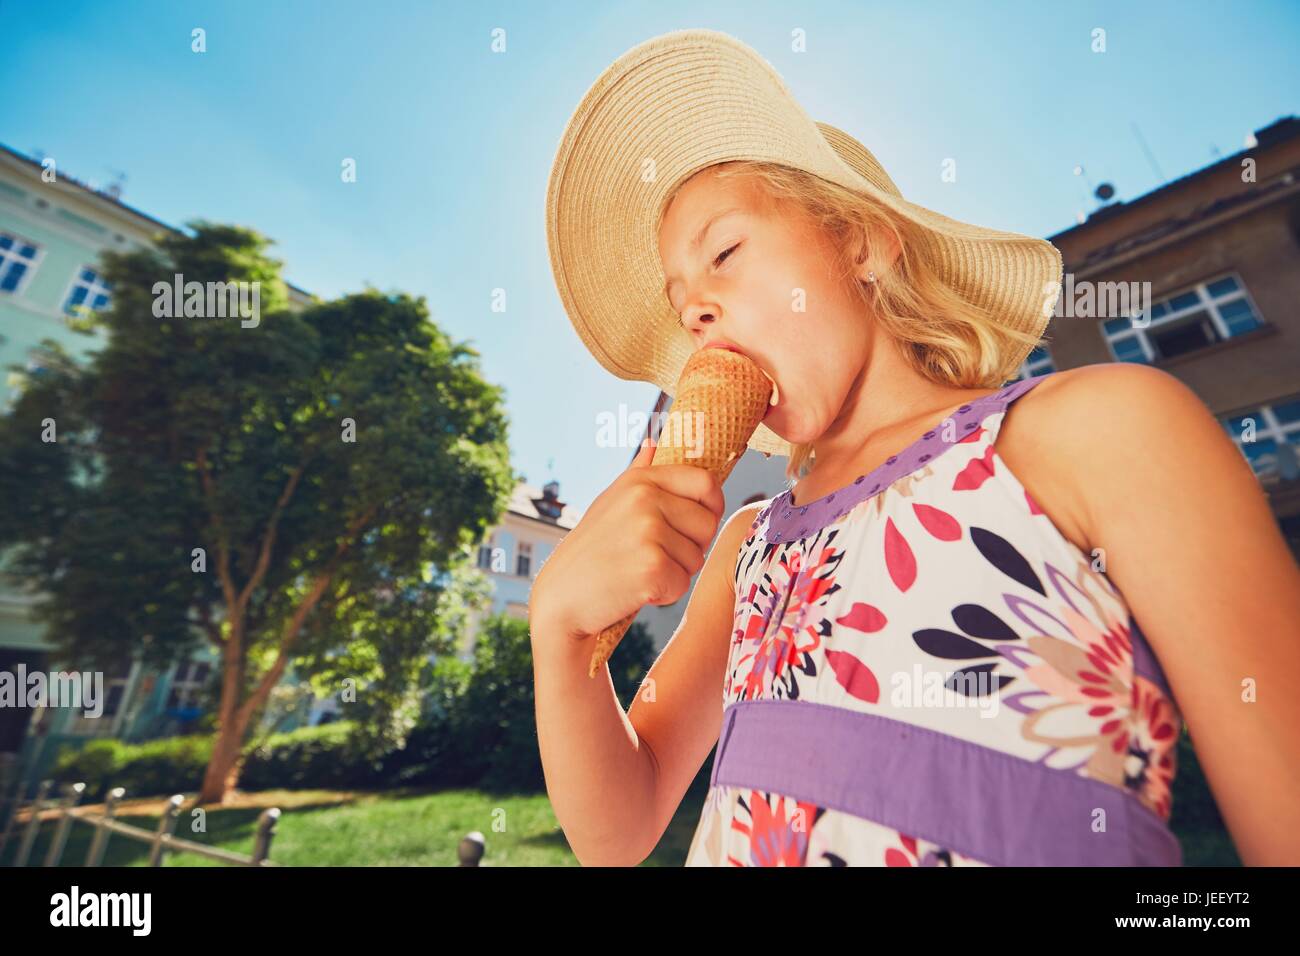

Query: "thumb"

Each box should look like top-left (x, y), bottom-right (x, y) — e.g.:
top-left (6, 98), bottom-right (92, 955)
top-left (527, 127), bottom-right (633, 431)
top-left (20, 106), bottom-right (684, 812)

top-left (630, 434), bottom-right (657, 470)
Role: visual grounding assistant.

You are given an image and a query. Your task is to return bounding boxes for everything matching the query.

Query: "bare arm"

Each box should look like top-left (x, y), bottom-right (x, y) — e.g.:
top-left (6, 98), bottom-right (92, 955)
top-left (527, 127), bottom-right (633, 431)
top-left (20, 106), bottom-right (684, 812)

top-left (1047, 363), bottom-right (1300, 865)
top-left (529, 502), bottom-right (759, 866)
top-left (626, 502), bottom-right (762, 863)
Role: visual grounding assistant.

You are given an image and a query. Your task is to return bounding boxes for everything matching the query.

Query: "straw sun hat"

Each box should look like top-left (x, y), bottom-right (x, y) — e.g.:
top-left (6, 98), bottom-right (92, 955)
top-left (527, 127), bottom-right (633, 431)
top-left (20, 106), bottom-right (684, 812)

top-left (545, 28), bottom-right (1063, 458)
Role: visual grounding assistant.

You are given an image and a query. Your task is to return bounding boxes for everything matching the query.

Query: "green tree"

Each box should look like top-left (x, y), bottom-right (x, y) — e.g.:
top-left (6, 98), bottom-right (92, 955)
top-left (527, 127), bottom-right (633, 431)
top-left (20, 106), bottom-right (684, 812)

top-left (0, 222), bottom-right (516, 803)
top-left (405, 612), bottom-right (658, 792)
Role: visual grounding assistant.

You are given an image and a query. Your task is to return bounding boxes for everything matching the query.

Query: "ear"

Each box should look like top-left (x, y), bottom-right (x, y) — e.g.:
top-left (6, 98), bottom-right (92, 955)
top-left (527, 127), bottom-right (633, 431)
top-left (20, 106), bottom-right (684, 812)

top-left (851, 222), bottom-right (902, 283)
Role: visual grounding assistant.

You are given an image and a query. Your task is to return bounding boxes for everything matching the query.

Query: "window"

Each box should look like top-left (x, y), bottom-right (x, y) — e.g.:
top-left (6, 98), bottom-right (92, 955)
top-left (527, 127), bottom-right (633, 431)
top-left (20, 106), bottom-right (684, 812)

top-left (66, 661), bottom-right (134, 737)
top-left (24, 348), bottom-right (56, 379)
top-left (6, 348), bottom-right (60, 406)
top-left (477, 534), bottom-right (499, 571)
top-left (1013, 345), bottom-right (1056, 380)
top-left (1101, 272), bottom-right (1264, 364)
top-left (0, 232), bottom-right (41, 294)
top-left (1220, 396), bottom-right (1300, 484)
top-left (63, 267), bottom-right (113, 316)
top-left (516, 540), bottom-right (532, 578)
top-left (166, 660), bottom-right (212, 710)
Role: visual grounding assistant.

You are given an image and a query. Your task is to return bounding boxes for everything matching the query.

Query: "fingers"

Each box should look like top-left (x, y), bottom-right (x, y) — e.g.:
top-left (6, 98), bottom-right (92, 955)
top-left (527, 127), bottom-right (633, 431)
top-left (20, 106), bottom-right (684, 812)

top-left (655, 492), bottom-right (724, 554)
top-left (629, 434), bottom-right (657, 471)
top-left (640, 463), bottom-right (726, 522)
top-left (647, 522), bottom-right (708, 594)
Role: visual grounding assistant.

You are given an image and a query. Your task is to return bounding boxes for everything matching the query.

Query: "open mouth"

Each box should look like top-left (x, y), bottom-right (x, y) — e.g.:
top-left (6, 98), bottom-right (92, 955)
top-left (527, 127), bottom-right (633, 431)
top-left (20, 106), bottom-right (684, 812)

top-left (701, 343), bottom-right (779, 409)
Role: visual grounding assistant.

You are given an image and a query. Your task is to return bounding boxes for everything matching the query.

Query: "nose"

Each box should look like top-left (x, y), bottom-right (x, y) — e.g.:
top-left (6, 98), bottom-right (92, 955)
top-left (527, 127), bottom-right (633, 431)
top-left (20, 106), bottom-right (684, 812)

top-left (680, 302), bottom-right (717, 334)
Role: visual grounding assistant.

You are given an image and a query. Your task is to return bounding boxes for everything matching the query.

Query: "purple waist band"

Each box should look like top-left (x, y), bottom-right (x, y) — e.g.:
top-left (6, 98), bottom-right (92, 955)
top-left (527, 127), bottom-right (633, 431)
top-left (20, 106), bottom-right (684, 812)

top-left (709, 698), bottom-right (1183, 867)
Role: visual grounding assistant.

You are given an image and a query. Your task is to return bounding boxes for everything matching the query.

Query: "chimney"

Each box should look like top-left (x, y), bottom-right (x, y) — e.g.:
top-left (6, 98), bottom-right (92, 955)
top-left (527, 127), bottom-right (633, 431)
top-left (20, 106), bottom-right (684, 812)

top-left (533, 480), bottom-right (566, 521)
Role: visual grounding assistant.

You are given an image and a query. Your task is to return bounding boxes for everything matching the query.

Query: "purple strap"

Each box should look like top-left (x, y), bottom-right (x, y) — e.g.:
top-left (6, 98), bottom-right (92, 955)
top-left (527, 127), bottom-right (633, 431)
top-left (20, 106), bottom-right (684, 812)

top-left (766, 374), bottom-right (1054, 542)
top-left (710, 697), bottom-right (1183, 867)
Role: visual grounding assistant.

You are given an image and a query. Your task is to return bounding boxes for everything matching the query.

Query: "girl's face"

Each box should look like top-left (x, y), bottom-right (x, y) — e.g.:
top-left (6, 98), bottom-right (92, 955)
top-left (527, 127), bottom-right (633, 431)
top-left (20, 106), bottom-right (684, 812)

top-left (657, 164), bottom-right (876, 445)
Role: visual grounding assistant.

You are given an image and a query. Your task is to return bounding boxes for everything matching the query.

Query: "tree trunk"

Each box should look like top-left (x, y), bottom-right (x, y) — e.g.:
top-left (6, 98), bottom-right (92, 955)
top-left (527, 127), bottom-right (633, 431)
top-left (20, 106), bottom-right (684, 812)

top-left (197, 714), bottom-right (248, 805)
top-left (197, 620), bottom-right (249, 805)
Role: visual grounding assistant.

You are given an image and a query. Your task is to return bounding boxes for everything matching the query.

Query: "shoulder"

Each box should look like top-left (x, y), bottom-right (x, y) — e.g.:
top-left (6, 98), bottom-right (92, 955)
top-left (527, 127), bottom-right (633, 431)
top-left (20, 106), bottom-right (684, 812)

top-left (700, 499), bottom-right (770, 595)
top-left (1013, 362), bottom-right (1216, 454)
top-left (1002, 362), bottom-right (1235, 542)
top-left (1003, 363), bottom-right (1200, 434)
top-left (721, 498), bottom-right (770, 544)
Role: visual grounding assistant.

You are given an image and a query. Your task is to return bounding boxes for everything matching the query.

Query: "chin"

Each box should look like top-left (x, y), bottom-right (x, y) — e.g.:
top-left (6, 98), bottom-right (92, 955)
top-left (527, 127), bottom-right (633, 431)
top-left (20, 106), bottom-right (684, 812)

top-left (761, 405), bottom-right (804, 442)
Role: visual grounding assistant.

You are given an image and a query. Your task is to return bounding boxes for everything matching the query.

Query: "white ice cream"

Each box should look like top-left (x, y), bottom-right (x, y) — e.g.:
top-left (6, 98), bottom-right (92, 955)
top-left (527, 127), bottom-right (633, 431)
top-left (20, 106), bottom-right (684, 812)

top-left (760, 367), bottom-right (780, 406)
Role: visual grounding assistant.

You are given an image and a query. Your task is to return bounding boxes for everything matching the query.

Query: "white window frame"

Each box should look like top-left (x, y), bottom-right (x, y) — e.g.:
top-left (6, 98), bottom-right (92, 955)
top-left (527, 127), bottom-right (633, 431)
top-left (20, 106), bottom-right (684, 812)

top-left (1220, 395), bottom-right (1300, 480)
top-left (166, 659), bottom-right (211, 710)
top-left (477, 533), bottom-right (498, 571)
top-left (60, 264), bottom-right (113, 319)
top-left (1102, 272), bottom-right (1266, 363)
top-left (0, 230), bottom-right (44, 298)
top-left (65, 662), bottom-right (137, 737)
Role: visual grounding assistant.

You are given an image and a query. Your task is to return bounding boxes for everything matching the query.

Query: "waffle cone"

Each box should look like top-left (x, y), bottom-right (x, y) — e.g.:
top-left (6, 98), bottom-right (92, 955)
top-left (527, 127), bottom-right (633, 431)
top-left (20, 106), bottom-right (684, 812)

top-left (587, 348), bottom-right (773, 677)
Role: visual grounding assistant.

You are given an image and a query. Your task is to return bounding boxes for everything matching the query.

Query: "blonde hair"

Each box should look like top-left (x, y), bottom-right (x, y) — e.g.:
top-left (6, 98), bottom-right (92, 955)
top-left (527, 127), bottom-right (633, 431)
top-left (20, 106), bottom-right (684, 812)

top-left (665, 160), bottom-right (1046, 485)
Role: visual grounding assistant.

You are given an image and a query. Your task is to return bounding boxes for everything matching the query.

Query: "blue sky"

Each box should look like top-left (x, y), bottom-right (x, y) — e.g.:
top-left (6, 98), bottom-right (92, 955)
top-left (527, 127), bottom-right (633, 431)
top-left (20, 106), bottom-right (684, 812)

top-left (3, 0), bottom-right (1297, 512)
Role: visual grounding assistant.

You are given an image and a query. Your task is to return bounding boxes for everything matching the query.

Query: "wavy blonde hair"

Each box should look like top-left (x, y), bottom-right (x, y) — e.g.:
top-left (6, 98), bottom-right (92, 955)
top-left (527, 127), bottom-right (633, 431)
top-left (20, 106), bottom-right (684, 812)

top-left (666, 160), bottom-right (1045, 486)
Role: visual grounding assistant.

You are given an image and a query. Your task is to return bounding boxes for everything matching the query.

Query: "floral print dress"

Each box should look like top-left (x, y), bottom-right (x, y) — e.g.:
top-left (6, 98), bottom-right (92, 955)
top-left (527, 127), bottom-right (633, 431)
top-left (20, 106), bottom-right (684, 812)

top-left (684, 372), bottom-right (1183, 867)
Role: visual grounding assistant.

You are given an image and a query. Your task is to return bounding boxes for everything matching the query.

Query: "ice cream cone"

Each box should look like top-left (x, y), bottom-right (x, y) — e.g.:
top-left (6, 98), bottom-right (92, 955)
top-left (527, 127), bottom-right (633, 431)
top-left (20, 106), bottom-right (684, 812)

top-left (587, 348), bottom-right (773, 677)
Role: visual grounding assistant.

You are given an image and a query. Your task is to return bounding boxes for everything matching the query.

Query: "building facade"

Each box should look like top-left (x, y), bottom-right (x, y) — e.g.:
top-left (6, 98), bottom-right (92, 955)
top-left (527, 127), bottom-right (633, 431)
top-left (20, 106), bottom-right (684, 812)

top-left (1042, 115), bottom-right (1300, 557)
top-left (0, 144), bottom-right (313, 798)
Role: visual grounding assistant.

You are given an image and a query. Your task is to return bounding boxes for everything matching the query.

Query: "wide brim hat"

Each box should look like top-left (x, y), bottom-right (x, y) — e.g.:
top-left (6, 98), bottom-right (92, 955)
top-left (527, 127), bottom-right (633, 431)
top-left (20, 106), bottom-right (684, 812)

top-left (546, 28), bottom-right (1063, 458)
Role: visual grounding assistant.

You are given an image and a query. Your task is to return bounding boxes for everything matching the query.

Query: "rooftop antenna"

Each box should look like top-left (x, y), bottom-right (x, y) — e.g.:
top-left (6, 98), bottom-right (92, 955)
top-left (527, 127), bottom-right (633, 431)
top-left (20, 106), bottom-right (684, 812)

top-left (1072, 165), bottom-right (1115, 223)
top-left (104, 168), bottom-right (127, 200)
top-left (1130, 121), bottom-right (1167, 184)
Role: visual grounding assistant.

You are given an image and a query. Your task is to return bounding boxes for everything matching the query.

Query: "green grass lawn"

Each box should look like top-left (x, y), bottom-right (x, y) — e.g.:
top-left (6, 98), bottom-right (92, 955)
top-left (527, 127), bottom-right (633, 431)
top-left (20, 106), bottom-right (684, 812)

top-left (0, 778), bottom-right (1237, 867)
top-left (0, 784), bottom-right (709, 867)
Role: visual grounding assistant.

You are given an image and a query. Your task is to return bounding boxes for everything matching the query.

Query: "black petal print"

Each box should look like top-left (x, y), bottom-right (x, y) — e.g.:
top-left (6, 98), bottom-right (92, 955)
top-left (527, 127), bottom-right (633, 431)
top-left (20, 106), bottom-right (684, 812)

top-left (912, 628), bottom-right (999, 660)
top-left (951, 603), bottom-right (1020, 641)
top-left (970, 526), bottom-right (1045, 595)
top-left (823, 851), bottom-right (848, 866)
top-left (944, 662), bottom-right (1015, 697)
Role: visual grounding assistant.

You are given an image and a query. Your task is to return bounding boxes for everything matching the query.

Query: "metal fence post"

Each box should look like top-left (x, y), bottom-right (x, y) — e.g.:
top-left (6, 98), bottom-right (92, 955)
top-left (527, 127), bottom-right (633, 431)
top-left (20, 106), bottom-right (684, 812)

top-left (458, 831), bottom-right (485, 866)
top-left (0, 754), bottom-right (16, 860)
top-left (43, 782), bottom-right (86, 867)
top-left (13, 779), bottom-right (52, 868)
top-left (147, 794), bottom-right (184, 867)
top-left (251, 807), bottom-right (280, 865)
top-left (85, 787), bottom-right (125, 867)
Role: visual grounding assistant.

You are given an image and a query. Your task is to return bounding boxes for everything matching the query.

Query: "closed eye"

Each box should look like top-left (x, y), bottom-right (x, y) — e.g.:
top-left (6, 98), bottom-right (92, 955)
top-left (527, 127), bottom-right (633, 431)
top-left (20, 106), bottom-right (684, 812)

top-left (674, 243), bottom-right (742, 328)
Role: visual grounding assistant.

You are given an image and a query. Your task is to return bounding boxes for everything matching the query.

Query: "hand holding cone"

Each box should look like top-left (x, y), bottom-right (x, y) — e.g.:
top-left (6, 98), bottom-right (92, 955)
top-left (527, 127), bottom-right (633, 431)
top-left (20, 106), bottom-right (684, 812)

top-left (587, 348), bottom-right (774, 678)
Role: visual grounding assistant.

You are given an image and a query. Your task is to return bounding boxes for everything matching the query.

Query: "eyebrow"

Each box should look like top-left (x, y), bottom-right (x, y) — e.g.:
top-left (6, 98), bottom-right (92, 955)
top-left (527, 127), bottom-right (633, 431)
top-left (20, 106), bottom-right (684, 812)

top-left (662, 206), bottom-right (745, 307)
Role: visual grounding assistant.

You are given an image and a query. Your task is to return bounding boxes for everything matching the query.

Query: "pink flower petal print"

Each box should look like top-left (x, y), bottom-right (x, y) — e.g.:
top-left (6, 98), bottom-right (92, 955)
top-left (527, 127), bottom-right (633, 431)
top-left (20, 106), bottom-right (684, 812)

top-left (836, 602), bottom-right (888, 632)
top-left (912, 502), bottom-right (962, 541)
top-left (827, 649), bottom-right (880, 703)
top-left (952, 445), bottom-right (997, 491)
top-left (884, 516), bottom-right (917, 591)
top-left (1025, 488), bottom-right (1043, 515)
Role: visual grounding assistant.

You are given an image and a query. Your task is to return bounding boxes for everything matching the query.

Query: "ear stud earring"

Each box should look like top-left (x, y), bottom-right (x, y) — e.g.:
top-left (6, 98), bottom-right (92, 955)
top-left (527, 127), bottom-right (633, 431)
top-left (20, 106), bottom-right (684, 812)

top-left (867, 271), bottom-right (877, 284)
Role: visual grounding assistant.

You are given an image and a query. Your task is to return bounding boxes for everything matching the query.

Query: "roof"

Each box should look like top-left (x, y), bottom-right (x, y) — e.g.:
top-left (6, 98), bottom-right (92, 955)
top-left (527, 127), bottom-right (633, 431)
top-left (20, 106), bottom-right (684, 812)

top-left (0, 141), bottom-right (313, 300)
top-left (1065, 161), bottom-right (1300, 272)
top-left (1048, 115), bottom-right (1299, 245)
top-left (507, 481), bottom-right (582, 530)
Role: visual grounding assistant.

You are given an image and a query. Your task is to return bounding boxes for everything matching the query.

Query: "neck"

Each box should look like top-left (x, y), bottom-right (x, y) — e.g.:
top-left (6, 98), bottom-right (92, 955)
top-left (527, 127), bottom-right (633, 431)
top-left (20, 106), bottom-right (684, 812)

top-left (807, 327), bottom-right (986, 479)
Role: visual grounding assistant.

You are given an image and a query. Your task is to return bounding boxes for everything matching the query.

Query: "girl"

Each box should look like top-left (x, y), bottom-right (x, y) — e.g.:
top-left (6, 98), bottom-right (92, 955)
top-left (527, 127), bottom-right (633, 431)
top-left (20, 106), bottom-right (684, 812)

top-left (531, 29), bottom-right (1300, 866)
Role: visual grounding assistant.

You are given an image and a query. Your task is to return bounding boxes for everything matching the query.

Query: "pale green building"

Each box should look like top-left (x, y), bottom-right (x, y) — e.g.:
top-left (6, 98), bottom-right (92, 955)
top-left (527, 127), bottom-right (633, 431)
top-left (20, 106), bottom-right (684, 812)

top-left (0, 143), bottom-right (318, 799)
